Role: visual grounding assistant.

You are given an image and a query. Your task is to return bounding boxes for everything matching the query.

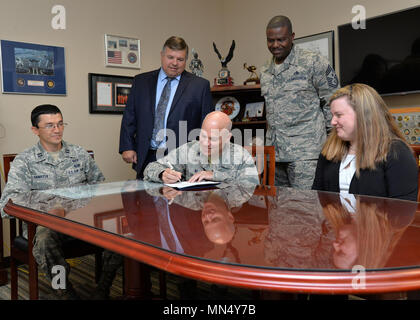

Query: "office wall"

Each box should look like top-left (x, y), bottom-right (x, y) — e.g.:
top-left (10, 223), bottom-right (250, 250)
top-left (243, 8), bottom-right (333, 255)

top-left (222, 0), bottom-right (420, 108)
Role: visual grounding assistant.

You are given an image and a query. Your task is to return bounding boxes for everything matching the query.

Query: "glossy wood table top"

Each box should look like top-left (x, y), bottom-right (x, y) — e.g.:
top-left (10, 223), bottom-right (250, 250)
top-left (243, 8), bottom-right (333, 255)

top-left (4, 181), bottom-right (420, 294)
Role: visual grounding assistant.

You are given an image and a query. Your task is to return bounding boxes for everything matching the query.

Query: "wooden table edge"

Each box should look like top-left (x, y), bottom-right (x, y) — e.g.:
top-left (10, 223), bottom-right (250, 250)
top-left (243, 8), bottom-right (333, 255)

top-left (5, 200), bottom-right (420, 294)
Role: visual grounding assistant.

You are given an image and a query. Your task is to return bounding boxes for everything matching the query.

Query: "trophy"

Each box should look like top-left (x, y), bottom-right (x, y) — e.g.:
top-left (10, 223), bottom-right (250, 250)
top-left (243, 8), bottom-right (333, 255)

top-left (243, 63), bottom-right (260, 85)
top-left (189, 48), bottom-right (204, 77)
top-left (213, 40), bottom-right (235, 86)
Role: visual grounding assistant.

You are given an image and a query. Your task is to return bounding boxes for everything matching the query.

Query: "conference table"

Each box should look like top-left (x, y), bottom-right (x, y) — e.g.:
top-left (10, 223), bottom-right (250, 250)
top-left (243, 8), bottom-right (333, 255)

top-left (4, 180), bottom-right (420, 299)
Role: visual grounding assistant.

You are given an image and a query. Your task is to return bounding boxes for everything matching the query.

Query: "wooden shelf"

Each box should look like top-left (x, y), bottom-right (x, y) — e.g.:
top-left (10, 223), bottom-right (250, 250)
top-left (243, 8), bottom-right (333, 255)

top-left (211, 84), bottom-right (266, 145)
top-left (211, 84), bottom-right (261, 92)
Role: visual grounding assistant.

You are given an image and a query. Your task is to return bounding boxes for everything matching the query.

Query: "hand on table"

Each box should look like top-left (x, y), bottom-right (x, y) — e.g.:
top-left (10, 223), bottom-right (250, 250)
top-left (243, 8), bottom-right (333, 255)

top-left (188, 170), bottom-right (214, 183)
top-left (161, 186), bottom-right (182, 202)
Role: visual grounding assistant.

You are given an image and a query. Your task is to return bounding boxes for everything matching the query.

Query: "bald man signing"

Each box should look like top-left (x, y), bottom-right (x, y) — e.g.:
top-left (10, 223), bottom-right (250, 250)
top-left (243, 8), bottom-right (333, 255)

top-left (143, 111), bottom-right (259, 185)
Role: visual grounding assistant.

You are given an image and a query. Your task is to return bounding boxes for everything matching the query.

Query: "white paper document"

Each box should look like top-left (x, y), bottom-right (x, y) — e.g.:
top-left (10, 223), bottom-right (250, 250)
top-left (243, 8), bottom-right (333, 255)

top-left (164, 181), bottom-right (220, 189)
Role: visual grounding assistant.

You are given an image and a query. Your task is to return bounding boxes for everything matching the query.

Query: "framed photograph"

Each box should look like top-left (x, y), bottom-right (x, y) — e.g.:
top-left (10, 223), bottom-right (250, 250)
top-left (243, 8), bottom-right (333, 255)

top-left (0, 40), bottom-right (66, 95)
top-left (89, 73), bottom-right (133, 114)
top-left (243, 101), bottom-right (264, 120)
top-left (105, 34), bottom-right (140, 69)
top-left (94, 209), bottom-right (130, 236)
top-left (294, 30), bottom-right (335, 68)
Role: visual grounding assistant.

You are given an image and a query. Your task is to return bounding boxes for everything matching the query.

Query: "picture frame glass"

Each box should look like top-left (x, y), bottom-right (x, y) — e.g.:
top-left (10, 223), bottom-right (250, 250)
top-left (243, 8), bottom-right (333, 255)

top-left (293, 30), bottom-right (334, 68)
top-left (89, 73), bottom-right (133, 114)
top-left (105, 34), bottom-right (141, 69)
top-left (0, 40), bottom-right (66, 95)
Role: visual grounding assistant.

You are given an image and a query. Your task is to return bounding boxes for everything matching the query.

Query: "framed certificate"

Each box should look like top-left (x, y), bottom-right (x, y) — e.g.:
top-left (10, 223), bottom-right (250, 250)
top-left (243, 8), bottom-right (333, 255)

top-left (89, 73), bottom-right (133, 114)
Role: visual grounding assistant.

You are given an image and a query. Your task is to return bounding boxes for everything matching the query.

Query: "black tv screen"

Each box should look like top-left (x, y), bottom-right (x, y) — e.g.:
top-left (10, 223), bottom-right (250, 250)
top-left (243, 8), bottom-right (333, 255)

top-left (338, 6), bottom-right (420, 96)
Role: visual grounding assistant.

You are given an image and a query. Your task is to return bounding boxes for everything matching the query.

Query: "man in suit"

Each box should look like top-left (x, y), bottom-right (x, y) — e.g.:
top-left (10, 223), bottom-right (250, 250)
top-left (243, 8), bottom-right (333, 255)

top-left (119, 36), bottom-right (213, 179)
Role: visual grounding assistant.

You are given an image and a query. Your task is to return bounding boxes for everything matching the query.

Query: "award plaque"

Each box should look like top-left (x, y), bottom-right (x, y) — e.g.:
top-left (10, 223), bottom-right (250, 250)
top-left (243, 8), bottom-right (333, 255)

top-left (215, 67), bottom-right (233, 86)
top-left (213, 40), bottom-right (235, 87)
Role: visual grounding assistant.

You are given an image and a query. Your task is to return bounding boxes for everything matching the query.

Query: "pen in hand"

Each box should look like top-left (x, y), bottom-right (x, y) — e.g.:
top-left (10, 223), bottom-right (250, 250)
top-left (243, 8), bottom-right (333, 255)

top-left (166, 162), bottom-right (182, 182)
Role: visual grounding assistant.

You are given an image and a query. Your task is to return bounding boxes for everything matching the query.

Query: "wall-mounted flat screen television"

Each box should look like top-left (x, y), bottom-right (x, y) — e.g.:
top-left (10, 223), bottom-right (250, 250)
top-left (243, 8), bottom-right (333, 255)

top-left (338, 6), bottom-right (420, 96)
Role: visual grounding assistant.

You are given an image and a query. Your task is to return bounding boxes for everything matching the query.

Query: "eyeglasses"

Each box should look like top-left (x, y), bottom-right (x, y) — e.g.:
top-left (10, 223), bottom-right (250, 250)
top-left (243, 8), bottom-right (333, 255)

top-left (37, 122), bottom-right (68, 130)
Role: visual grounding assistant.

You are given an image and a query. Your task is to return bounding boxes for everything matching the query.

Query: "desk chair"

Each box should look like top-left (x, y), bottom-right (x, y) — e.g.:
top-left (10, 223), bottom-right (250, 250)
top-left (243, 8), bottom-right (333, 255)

top-left (409, 144), bottom-right (420, 202)
top-left (4, 151), bottom-right (103, 300)
top-left (244, 145), bottom-right (276, 186)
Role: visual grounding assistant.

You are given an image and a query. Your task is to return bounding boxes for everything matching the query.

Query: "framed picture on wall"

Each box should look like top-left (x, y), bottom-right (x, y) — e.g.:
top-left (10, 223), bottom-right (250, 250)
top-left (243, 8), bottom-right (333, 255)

top-left (89, 73), bottom-right (133, 114)
top-left (293, 30), bottom-right (335, 68)
top-left (0, 40), bottom-right (66, 95)
top-left (105, 34), bottom-right (141, 69)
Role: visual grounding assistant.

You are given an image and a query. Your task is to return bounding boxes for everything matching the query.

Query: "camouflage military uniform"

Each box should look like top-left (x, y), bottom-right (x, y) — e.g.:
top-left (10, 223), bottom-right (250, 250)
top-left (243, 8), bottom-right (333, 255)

top-left (0, 141), bottom-right (104, 218)
top-left (260, 45), bottom-right (339, 189)
top-left (0, 140), bottom-right (105, 298)
top-left (264, 187), bottom-right (334, 269)
top-left (143, 140), bottom-right (259, 185)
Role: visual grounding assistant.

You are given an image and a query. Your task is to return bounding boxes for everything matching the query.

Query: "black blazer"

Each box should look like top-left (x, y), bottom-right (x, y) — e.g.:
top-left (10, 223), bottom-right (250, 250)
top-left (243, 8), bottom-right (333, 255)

top-left (312, 140), bottom-right (418, 201)
top-left (119, 69), bottom-right (213, 176)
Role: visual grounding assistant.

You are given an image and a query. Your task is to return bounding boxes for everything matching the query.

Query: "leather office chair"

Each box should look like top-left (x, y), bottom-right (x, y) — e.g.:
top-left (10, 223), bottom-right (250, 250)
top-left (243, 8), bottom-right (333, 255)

top-left (4, 151), bottom-right (103, 300)
top-left (409, 144), bottom-right (420, 202)
top-left (244, 145), bottom-right (276, 186)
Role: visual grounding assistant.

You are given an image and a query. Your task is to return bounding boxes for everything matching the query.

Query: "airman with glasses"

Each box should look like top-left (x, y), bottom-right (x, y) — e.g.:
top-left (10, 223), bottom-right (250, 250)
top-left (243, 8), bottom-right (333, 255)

top-left (0, 104), bottom-right (106, 299)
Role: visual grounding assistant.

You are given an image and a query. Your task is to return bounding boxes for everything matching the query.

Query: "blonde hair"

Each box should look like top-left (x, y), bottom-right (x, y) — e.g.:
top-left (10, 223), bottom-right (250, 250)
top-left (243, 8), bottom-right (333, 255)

top-left (323, 198), bottom-right (408, 269)
top-left (322, 83), bottom-right (407, 176)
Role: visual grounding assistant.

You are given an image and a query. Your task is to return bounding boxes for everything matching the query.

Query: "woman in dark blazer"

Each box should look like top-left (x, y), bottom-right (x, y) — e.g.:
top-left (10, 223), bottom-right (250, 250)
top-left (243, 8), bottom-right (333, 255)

top-left (312, 83), bottom-right (418, 202)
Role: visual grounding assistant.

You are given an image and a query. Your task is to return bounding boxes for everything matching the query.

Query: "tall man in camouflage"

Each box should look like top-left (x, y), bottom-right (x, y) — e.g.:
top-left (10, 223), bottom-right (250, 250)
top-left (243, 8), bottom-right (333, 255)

top-left (260, 15), bottom-right (340, 189)
top-left (143, 111), bottom-right (259, 185)
top-left (0, 104), bottom-right (105, 299)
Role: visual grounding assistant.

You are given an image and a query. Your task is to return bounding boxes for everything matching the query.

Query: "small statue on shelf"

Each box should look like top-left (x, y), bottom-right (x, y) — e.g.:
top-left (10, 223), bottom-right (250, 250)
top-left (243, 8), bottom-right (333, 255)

top-left (189, 48), bottom-right (204, 77)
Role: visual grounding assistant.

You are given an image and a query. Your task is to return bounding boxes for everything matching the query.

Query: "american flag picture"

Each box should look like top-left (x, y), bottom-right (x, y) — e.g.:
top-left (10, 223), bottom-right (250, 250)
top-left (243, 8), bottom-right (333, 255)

top-left (108, 51), bottom-right (122, 64)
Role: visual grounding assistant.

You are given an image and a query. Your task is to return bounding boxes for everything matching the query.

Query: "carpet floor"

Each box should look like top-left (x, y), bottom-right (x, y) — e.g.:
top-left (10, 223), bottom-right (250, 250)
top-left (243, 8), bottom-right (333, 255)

top-left (3, 255), bottom-right (410, 300)
top-left (0, 254), bottom-right (254, 300)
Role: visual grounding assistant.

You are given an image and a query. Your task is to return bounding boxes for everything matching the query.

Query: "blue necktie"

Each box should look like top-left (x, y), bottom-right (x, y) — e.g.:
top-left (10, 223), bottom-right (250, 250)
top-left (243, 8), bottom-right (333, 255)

top-left (152, 77), bottom-right (174, 145)
top-left (154, 197), bottom-right (177, 251)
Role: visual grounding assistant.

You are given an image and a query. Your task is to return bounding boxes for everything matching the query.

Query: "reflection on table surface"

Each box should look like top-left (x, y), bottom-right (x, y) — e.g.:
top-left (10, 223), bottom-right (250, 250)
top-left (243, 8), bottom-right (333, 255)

top-left (10, 180), bottom-right (420, 272)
